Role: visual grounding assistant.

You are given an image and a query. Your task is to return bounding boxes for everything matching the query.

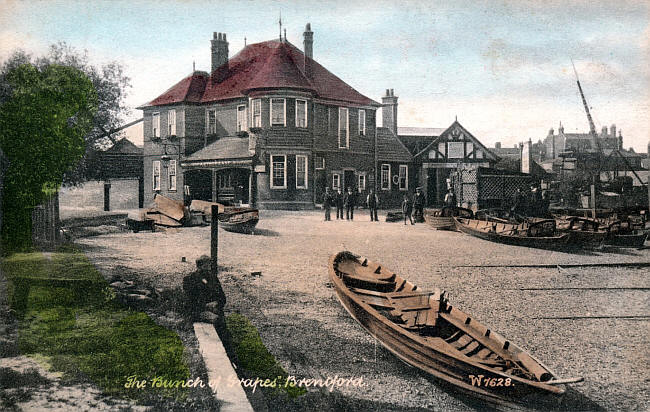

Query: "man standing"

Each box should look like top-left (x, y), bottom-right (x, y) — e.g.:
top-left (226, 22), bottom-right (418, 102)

top-left (344, 187), bottom-right (356, 220)
top-left (367, 189), bottom-right (379, 222)
top-left (413, 187), bottom-right (425, 222)
top-left (402, 194), bottom-right (414, 225)
top-left (323, 187), bottom-right (334, 221)
top-left (335, 188), bottom-right (344, 220)
top-left (444, 188), bottom-right (457, 208)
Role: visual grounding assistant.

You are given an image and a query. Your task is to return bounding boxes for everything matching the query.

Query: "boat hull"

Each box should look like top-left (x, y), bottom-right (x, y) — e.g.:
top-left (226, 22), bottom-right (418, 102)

top-left (217, 208), bottom-right (259, 234)
top-left (329, 252), bottom-right (569, 406)
top-left (453, 218), bottom-right (571, 250)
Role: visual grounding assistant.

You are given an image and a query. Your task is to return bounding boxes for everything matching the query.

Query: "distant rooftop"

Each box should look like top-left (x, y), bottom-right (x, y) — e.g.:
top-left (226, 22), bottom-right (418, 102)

top-left (397, 127), bottom-right (446, 137)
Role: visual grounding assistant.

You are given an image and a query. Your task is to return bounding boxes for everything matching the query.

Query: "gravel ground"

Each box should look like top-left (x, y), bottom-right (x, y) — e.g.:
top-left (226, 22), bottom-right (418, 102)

top-left (77, 210), bottom-right (650, 411)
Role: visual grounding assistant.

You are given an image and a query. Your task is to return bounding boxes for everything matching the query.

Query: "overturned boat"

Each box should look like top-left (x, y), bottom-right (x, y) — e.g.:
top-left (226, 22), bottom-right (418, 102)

top-left (329, 251), bottom-right (582, 405)
top-left (217, 207), bottom-right (259, 234)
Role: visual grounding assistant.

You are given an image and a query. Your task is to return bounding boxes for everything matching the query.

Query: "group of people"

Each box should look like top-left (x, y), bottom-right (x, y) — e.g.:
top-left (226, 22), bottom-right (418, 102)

top-left (401, 187), bottom-right (426, 225)
top-left (323, 186), bottom-right (427, 225)
top-left (510, 185), bottom-right (550, 218)
top-left (322, 187), bottom-right (378, 221)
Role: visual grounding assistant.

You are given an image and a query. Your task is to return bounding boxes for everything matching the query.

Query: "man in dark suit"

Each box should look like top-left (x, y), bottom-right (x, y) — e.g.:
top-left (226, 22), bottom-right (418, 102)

top-left (335, 188), bottom-right (344, 219)
top-left (367, 189), bottom-right (379, 221)
top-left (413, 187), bottom-right (425, 223)
top-left (344, 187), bottom-right (356, 220)
top-left (323, 187), bottom-right (334, 221)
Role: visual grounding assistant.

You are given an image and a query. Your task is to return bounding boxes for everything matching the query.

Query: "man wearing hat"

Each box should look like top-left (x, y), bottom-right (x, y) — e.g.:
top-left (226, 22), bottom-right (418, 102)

top-left (413, 187), bottom-right (426, 223)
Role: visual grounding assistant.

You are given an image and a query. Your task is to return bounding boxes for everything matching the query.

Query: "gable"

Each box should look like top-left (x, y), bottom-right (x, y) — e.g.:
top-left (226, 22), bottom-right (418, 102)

top-left (414, 121), bottom-right (497, 162)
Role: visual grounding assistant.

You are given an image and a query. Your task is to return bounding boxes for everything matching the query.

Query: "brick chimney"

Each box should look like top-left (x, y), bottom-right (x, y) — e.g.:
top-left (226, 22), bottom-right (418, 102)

top-left (610, 124), bottom-right (616, 138)
top-left (211, 32), bottom-right (229, 78)
top-left (303, 23), bottom-right (313, 78)
top-left (382, 89), bottom-right (398, 134)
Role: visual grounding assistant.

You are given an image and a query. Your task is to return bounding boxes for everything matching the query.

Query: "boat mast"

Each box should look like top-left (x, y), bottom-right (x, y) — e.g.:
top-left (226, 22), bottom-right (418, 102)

top-left (571, 60), bottom-right (601, 154)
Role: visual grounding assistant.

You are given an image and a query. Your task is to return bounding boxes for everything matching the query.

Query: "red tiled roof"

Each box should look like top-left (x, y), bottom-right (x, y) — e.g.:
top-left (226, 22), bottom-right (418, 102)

top-left (147, 71), bottom-right (208, 106)
top-left (145, 40), bottom-right (379, 107)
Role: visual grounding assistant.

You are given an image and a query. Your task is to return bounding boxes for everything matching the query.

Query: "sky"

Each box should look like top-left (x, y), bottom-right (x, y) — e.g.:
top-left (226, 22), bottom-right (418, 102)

top-left (1, 0), bottom-right (648, 152)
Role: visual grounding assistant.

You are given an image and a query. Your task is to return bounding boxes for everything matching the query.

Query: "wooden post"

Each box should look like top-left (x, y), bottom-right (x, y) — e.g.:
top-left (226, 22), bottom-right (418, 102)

top-left (590, 182), bottom-right (597, 219)
top-left (211, 204), bottom-right (219, 279)
top-left (248, 170), bottom-right (253, 207)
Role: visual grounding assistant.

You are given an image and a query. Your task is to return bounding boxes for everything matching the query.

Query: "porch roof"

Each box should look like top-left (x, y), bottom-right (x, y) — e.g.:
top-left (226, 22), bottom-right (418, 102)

top-left (183, 136), bottom-right (251, 162)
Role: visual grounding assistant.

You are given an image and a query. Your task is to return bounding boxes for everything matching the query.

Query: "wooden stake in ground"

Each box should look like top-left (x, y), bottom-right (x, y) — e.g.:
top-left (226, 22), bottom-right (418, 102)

top-left (211, 204), bottom-right (219, 281)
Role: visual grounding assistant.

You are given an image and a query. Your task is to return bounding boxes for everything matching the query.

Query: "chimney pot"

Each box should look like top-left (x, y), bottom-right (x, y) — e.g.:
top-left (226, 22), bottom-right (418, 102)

top-left (382, 88), bottom-right (398, 134)
top-left (303, 22), bottom-right (314, 76)
top-left (211, 31), bottom-right (229, 78)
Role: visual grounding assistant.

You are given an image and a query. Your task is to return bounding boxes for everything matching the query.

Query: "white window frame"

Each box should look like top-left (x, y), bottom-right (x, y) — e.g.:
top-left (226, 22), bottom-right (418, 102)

top-left (314, 156), bottom-right (325, 170)
top-left (358, 109), bottom-right (366, 136)
top-left (152, 112), bottom-right (160, 138)
top-left (295, 155), bottom-right (308, 189)
top-left (152, 160), bottom-right (161, 190)
top-left (270, 155), bottom-right (287, 189)
top-left (206, 109), bottom-right (217, 135)
top-left (167, 109), bottom-right (176, 136)
top-left (399, 164), bottom-right (408, 191)
top-left (168, 159), bottom-right (177, 191)
top-left (358, 173), bottom-right (366, 192)
top-left (332, 173), bottom-right (341, 190)
top-left (381, 164), bottom-right (391, 191)
top-left (338, 107), bottom-right (349, 149)
top-left (270, 98), bottom-right (286, 126)
top-left (237, 105), bottom-right (247, 132)
top-left (177, 109), bottom-right (185, 137)
top-left (295, 99), bottom-right (308, 128)
top-left (252, 99), bottom-right (261, 128)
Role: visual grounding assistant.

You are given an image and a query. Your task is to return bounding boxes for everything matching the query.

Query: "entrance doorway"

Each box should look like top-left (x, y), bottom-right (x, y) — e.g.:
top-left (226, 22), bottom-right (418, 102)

top-left (344, 170), bottom-right (355, 191)
top-left (426, 168), bottom-right (451, 206)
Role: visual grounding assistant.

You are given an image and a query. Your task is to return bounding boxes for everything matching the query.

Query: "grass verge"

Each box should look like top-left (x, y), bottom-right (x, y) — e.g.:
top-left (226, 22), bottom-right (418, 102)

top-left (226, 313), bottom-right (306, 399)
top-left (2, 246), bottom-right (190, 401)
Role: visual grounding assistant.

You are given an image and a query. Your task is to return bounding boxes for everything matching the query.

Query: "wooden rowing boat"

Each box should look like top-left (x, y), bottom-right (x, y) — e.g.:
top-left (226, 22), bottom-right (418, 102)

top-left (217, 207), bottom-right (259, 234)
top-left (329, 251), bottom-right (581, 405)
top-left (424, 207), bottom-right (474, 230)
top-left (553, 217), bottom-right (607, 249)
top-left (604, 220), bottom-right (648, 248)
top-left (453, 217), bottom-right (571, 250)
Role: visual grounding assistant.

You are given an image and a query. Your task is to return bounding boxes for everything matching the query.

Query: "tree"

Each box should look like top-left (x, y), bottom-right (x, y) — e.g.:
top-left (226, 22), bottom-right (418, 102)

top-left (0, 43), bottom-right (131, 251)
top-left (0, 63), bottom-right (97, 250)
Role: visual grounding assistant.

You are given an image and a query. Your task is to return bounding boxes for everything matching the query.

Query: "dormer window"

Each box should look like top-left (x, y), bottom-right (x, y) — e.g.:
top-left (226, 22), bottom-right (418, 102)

top-left (270, 98), bottom-right (286, 126)
top-left (152, 112), bottom-right (160, 138)
top-left (237, 105), bottom-right (247, 132)
top-left (296, 100), bottom-right (307, 128)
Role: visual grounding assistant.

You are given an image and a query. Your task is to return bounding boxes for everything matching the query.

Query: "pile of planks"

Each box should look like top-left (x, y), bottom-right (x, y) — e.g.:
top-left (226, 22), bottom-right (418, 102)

top-left (142, 194), bottom-right (190, 227)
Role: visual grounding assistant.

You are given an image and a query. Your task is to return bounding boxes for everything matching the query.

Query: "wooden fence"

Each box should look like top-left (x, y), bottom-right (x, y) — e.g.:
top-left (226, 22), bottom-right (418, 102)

top-left (32, 192), bottom-right (60, 249)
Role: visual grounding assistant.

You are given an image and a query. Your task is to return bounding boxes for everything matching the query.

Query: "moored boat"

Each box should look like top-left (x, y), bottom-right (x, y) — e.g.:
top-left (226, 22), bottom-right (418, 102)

top-left (329, 251), bottom-right (582, 405)
top-left (604, 220), bottom-right (648, 248)
top-left (453, 217), bottom-right (571, 250)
